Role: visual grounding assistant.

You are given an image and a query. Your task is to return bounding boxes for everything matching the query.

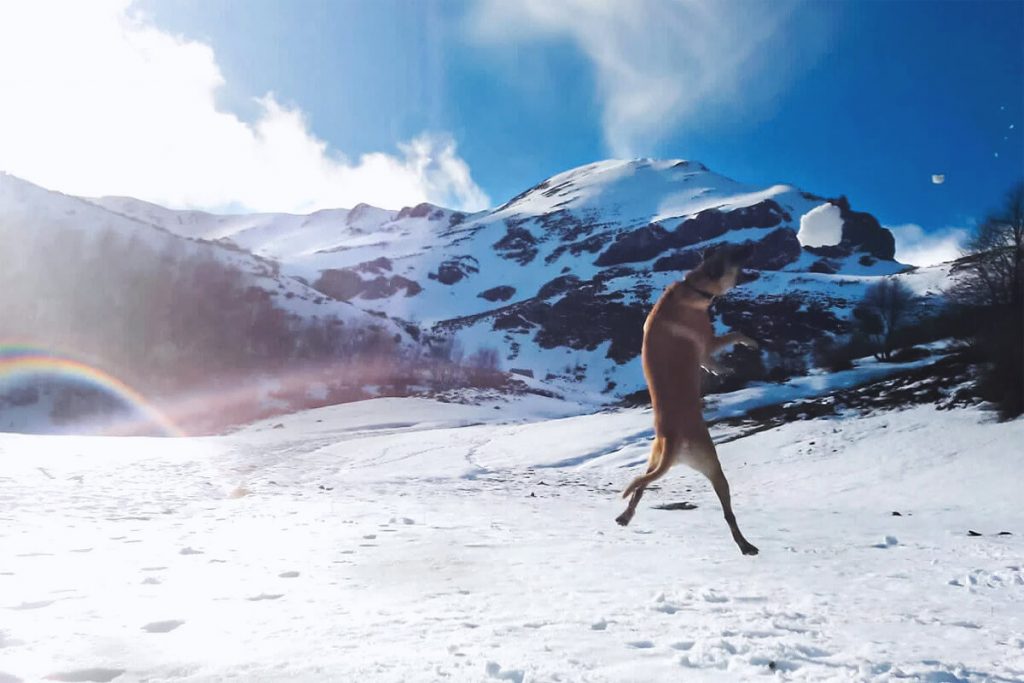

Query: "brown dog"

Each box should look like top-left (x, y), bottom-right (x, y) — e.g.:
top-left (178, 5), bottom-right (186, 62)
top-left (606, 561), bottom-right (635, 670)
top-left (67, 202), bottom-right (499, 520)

top-left (616, 243), bottom-right (760, 556)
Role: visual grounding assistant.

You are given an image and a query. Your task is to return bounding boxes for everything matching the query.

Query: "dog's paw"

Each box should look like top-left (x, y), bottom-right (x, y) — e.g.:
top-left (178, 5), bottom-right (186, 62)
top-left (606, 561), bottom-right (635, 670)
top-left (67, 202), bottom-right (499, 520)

top-left (737, 335), bottom-right (759, 350)
top-left (702, 360), bottom-right (727, 376)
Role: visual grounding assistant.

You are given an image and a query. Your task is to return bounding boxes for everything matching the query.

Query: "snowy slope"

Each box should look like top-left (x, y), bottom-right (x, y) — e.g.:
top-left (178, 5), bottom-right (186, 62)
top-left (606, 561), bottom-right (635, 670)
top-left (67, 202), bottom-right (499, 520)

top-left (1, 398), bottom-right (1021, 682)
top-left (0, 172), bottom-right (406, 332)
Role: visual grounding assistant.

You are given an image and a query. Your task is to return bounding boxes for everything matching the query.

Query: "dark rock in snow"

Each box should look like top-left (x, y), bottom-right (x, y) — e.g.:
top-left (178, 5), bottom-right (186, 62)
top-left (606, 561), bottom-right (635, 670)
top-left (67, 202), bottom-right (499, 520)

top-left (396, 202), bottom-right (439, 219)
top-left (537, 274), bottom-right (582, 299)
top-left (595, 223), bottom-right (672, 266)
top-left (653, 249), bottom-right (703, 272)
top-left (479, 285), bottom-right (516, 302)
top-left (430, 256), bottom-right (479, 285)
top-left (809, 259), bottom-right (839, 274)
top-left (745, 228), bottom-right (802, 270)
top-left (314, 268), bottom-right (422, 300)
top-left (493, 222), bottom-right (539, 265)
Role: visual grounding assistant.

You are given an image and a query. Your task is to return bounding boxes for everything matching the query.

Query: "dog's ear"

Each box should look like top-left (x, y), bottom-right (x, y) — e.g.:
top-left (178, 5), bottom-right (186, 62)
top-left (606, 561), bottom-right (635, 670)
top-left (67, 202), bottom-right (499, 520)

top-left (731, 243), bottom-right (754, 265)
top-left (701, 245), bottom-right (727, 279)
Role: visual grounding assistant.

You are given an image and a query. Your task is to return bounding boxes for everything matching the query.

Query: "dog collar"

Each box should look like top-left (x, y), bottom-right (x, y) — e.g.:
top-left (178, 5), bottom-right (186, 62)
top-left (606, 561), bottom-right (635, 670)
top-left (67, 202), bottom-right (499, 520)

top-left (681, 280), bottom-right (715, 301)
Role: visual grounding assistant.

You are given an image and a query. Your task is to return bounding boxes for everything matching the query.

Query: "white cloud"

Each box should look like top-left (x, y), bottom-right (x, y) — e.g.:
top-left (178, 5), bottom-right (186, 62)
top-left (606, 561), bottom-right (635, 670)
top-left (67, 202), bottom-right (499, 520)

top-left (798, 203), bottom-right (843, 248)
top-left (888, 224), bottom-right (968, 267)
top-left (0, 1), bottom-right (489, 213)
top-left (469, 0), bottom-right (808, 157)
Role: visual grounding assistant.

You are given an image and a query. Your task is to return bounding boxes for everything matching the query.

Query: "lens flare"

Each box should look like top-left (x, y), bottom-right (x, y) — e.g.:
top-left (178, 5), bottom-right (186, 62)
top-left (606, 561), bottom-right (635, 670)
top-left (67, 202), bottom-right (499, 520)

top-left (0, 344), bottom-right (183, 437)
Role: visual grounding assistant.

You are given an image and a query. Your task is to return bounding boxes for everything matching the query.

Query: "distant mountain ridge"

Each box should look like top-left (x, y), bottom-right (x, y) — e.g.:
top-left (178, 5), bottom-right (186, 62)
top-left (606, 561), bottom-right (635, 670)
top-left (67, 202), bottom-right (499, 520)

top-left (1, 160), bottom-right (952, 430)
top-left (89, 158), bottom-right (917, 396)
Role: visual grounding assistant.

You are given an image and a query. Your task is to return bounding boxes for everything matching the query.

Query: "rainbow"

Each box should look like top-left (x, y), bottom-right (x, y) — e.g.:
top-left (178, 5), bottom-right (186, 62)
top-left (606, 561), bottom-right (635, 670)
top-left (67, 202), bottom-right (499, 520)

top-left (0, 344), bottom-right (183, 437)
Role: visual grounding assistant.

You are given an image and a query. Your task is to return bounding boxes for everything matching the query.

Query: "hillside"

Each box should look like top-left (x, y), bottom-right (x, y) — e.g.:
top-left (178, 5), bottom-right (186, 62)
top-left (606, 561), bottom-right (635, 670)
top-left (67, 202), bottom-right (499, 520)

top-left (0, 172), bottom-right (410, 433)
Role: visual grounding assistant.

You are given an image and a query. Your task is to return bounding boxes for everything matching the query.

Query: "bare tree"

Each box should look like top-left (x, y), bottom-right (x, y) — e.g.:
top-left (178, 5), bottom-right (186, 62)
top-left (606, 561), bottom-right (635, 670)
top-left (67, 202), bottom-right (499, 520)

top-left (949, 182), bottom-right (1024, 419)
top-left (426, 335), bottom-right (464, 390)
top-left (467, 346), bottom-right (503, 388)
top-left (860, 277), bottom-right (916, 361)
top-left (951, 182), bottom-right (1024, 308)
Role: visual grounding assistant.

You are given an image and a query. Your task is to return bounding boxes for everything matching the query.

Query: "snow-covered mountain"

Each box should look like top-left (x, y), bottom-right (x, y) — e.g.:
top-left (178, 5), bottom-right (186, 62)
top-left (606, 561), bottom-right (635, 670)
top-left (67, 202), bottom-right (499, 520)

top-left (0, 171), bottom-right (405, 334)
top-left (2, 159), bottom-right (958, 433)
top-left (0, 172), bottom-right (413, 433)
top-left (91, 159), bottom-right (946, 399)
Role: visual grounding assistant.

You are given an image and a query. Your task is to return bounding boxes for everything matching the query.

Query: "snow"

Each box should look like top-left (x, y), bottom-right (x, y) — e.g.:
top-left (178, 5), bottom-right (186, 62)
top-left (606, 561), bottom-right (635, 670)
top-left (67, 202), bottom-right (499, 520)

top-left (797, 203), bottom-right (844, 248)
top-left (706, 352), bottom-right (943, 420)
top-left (2, 397), bottom-right (1022, 682)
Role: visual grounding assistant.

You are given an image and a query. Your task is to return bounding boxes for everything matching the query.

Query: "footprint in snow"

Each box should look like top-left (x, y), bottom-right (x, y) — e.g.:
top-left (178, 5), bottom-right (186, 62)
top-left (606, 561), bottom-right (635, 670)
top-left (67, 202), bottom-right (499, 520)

top-left (247, 593), bottom-right (283, 601)
top-left (872, 536), bottom-right (899, 548)
top-left (44, 669), bottom-right (125, 682)
top-left (142, 620), bottom-right (183, 633)
top-left (484, 662), bottom-right (524, 683)
top-left (627, 640), bottom-right (655, 649)
top-left (178, 547), bottom-right (203, 555)
top-left (278, 571), bottom-right (300, 578)
top-left (8, 600), bottom-right (53, 610)
top-left (591, 619), bottom-right (608, 631)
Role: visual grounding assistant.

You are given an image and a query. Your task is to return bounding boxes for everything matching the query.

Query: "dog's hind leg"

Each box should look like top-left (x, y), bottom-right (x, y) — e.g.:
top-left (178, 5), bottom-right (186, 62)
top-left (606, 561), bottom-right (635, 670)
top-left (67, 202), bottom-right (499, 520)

top-left (690, 436), bottom-right (758, 556)
top-left (616, 436), bottom-right (672, 526)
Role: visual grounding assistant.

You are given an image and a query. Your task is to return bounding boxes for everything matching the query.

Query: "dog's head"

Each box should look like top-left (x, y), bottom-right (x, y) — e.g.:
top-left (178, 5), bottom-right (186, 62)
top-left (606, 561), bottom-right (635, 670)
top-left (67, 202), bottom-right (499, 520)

top-left (691, 243), bottom-right (754, 296)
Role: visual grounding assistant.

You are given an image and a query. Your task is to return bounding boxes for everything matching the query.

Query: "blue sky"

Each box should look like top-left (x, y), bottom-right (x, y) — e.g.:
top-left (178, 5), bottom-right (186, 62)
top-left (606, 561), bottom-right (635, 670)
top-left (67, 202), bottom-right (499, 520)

top-left (135, 0), bottom-right (1022, 235)
top-left (0, 1), bottom-right (1020, 263)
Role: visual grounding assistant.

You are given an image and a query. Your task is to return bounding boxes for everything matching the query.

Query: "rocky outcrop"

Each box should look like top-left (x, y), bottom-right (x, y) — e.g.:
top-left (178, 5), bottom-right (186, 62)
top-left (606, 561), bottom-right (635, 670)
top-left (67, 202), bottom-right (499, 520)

top-left (314, 268), bottom-right (422, 300)
top-left (804, 196), bottom-right (896, 261)
top-left (534, 286), bottom-right (646, 365)
top-left (355, 256), bottom-right (392, 273)
top-left (595, 223), bottom-right (671, 266)
top-left (595, 199), bottom-right (792, 267)
top-left (493, 222), bottom-right (539, 265)
top-left (537, 274), bottom-right (582, 299)
top-left (397, 202), bottom-right (445, 220)
top-left (745, 228), bottom-right (802, 271)
top-left (715, 294), bottom-right (845, 352)
top-left (653, 249), bottom-right (702, 272)
top-left (675, 200), bottom-right (791, 246)
top-left (429, 255), bottom-right (479, 285)
top-left (832, 196), bottom-right (896, 260)
top-left (479, 285), bottom-right (516, 302)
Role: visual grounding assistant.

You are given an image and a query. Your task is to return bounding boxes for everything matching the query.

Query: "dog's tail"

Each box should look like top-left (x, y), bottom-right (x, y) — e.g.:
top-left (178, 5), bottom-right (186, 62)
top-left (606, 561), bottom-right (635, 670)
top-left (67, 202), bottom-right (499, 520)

top-left (622, 438), bottom-right (668, 499)
top-left (621, 477), bottom-right (644, 499)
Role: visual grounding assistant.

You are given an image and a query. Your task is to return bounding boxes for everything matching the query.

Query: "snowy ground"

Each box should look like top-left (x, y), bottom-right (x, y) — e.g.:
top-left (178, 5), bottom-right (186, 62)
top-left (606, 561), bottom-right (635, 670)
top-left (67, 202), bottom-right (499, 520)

top-left (1, 396), bottom-right (1023, 682)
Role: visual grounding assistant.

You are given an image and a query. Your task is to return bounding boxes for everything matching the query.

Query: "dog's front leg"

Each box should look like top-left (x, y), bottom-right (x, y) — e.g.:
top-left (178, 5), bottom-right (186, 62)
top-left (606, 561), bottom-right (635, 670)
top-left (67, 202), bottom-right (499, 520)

top-left (710, 331), bottom-right (759, 354)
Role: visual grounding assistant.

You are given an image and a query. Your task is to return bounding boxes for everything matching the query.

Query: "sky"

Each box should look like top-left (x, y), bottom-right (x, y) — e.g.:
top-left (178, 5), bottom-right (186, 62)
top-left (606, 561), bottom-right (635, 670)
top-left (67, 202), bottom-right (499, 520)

top-left (0, 0), bottom-right (1021, 266)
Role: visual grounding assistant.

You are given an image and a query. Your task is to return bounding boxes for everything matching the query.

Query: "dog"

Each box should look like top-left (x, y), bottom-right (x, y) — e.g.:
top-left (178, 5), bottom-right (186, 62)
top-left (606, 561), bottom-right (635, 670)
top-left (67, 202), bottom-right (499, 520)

top-left (616, 243), bottom-right (761, 556)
